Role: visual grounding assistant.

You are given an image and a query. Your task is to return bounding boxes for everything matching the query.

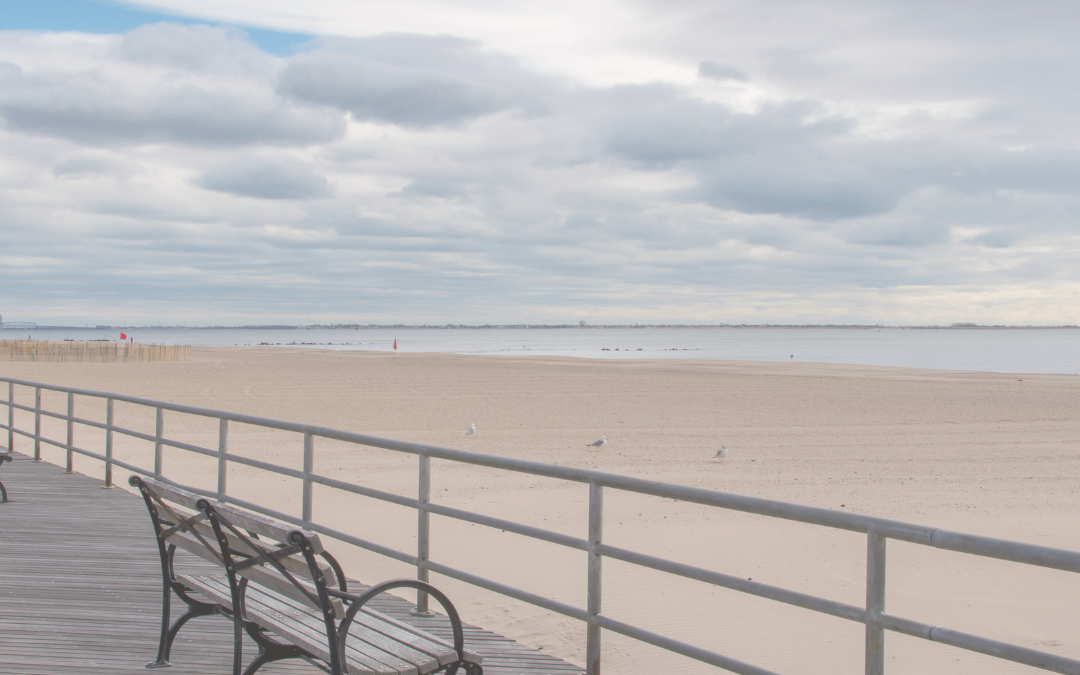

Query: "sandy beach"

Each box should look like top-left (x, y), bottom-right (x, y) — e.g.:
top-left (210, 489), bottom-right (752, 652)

top-left (4, 347), bottom-right (1080, 674)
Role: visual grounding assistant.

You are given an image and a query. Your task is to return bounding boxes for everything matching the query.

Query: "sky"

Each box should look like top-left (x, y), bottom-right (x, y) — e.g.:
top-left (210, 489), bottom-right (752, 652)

top-left (1, 0), bottom-right (1078, 326)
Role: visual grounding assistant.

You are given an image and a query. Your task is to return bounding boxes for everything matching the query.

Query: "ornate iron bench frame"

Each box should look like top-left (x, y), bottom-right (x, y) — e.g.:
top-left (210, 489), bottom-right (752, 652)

top-left (131, 475), bottom-right (483, 675)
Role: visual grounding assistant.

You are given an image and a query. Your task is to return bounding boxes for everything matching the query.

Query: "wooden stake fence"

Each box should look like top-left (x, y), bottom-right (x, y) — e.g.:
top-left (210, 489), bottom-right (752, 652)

top-left (0, 340), bottom-right (190, 363)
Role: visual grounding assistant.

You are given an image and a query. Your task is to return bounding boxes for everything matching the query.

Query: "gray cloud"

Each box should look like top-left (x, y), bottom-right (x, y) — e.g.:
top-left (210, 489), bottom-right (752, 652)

top-left (698, 61), bottom-right (748, 81)
top-left (53, 151), bottom-right (136, 179)
top-left (0, 26), bottom-right (344, 146)
top-left (277, 34), bottom-right (552, 129)
top-left (197, 163), bottom-right (332, 200)
top-left (280, 52), bottom-right (503, 128)
top-left (393, 180), bottom-right (468, 200)
top-left (111, 23), bottom-right (278, 77)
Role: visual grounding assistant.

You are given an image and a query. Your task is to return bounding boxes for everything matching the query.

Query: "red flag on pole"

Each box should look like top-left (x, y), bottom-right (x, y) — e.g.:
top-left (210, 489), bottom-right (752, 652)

top-left (393, 338), bottom-right (397, 350)
top-left (120, 333), bottom-right (127, 340)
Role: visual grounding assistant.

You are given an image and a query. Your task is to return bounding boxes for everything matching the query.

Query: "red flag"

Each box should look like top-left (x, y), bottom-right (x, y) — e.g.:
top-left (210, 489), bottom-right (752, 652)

top-left (393, 338), bottom-right (397, 350)
top-left (120, 333), bottom-right (127, 340)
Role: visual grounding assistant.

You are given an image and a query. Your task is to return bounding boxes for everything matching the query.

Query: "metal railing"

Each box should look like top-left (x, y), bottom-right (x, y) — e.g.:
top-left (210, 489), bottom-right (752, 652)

top-left (2, 375), bottom-right (1078, 675)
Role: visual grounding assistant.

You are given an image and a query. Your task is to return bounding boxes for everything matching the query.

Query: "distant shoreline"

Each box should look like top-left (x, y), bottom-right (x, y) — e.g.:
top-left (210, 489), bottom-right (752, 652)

top-left (4, 323), bottom-right (1079, 331)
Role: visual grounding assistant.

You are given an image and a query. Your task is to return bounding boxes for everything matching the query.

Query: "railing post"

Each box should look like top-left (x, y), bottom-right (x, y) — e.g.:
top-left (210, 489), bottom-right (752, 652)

top-left (587, 481), bottom-right (603, 675)
top-left (302, 432), bottom-right (314, 525)
top-left (866, 531), bottom-right (886, 675)
top-left (414, 451), bottom-right (432, 615)
top-left (33, 386), bottom-right (41, 461)
top-left (103, 397), bottom-right (114, 488)
top-left (65, 392), bottom-right (74, 473)
top-left (217, 418), bottom-right (228, 498)
top-left (154, 406), bottom-right (164, 478)
top-left (6, 382), bottom-right (12, 452)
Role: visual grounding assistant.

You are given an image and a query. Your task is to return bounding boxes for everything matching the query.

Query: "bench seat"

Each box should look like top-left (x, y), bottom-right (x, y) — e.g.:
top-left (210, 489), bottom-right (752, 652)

top-left (182, 574), bottom-right (480, 675)
top-left (130, 475), bottom-right (482, 675)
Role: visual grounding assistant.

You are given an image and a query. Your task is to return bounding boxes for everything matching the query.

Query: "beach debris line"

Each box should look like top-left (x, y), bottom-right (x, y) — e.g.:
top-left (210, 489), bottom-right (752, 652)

top-left (466, 423), bottom-right (475, 436)
top-left (588, 435), bottom-right (607, 447)
top-left (714, 445), bottom-right (728, 462)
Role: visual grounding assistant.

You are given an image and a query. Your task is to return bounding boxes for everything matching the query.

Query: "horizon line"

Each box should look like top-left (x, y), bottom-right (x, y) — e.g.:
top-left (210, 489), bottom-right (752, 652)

top-left (4, 323), bottom-right (1079, 330)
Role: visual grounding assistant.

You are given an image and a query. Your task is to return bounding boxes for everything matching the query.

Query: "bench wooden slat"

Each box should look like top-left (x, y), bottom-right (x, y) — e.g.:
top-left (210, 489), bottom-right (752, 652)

top-left (167, 529), bottom-right (345, 619)
top-left (139, 477), bottom-right (325, 553)
top-left (182, 575), bottom-right (418, 675)
top-left (247, 589), bottom-right (423, 675)
top-left (211, 500), bottom-right (325, 554)
top-left (351, 601), bottom-right (482, 665)
top-left (139, 478), bottom-right (204, 512)
top-left (247, 587), bottom-right (468, 670)
top-left (180, 574), bottom-right (481, 671)
top-left (236, 562), bottom-right (346, 620)
top-left (186, 519), bottom-right (338, 587)
top-left (166, 529), bottom-right (227, 568)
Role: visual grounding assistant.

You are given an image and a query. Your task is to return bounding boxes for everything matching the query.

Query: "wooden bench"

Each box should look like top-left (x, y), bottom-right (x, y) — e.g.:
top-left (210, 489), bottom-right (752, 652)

top-left (130, 475), bottom-right (483, 675)
top-left (0, 451), bottom-right (12, 503)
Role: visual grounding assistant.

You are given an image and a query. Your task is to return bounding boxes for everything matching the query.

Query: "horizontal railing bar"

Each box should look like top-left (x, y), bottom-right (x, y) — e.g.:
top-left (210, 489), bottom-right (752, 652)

top-left (426, 503), bottom-right (590, 551)
top-left (5, 419), bottom-right (310, 481)
top-left (8, 401), bottom-right (60, 417)
top-left (220, 453), bottom-right (305, 480)
top-left (304, 522), bottom-right (419, 567)
top-left (97, 423), bottom-right (218, 457)
top-left (20, 434), bottom-right (148, 477)
top-left (425, 559), bottom-right (587, 621)
top-left (593, 613), bottom-right (783, 675)
top-left (0, 409), bottom-right (224, 461)
top-left (879, 614), bottom-right (1080, 675)
top-left (1, 377), bottom-right (342, 432)
top-left (309, 473), bottom-right (419, 509)
top-left (598, 543), bottom-right (865, 623)
top-left (929, 529), bottom-right (1080, 575)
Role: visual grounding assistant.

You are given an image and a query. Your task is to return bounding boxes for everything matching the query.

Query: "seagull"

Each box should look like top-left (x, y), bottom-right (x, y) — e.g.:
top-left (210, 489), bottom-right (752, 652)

top-left (466, 423), bottom-right (475, 436)
top-left (588, 436), bottom-right (607, 447)
top-left (714, 445), bottom-right (728, 462)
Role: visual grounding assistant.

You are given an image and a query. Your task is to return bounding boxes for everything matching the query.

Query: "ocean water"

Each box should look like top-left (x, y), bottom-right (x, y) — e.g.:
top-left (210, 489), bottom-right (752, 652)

top-left (6, 327), bottom-right (1079, 375)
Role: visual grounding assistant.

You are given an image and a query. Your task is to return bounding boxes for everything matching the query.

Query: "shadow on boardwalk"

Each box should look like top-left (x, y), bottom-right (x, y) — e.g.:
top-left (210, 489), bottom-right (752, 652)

top-left (0, 453), bottom-right (583, 675)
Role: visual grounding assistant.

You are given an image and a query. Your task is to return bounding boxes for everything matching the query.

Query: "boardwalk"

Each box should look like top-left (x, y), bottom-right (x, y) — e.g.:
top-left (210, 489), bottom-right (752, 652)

top-left (0, 452), bottom-right (583, 675)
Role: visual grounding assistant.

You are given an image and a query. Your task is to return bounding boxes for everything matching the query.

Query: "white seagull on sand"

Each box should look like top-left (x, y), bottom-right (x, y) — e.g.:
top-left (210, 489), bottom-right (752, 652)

top-left (466, 423), bottom-right (475, 436)
top-left (588, 436), bottom-right (607, 447)
top-left (714, 445), bottom-right (728, 461)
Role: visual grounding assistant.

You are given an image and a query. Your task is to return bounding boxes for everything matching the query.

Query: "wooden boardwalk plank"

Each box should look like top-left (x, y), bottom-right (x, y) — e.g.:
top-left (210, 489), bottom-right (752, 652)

top-left (0, 453), bottom-right (584, 675)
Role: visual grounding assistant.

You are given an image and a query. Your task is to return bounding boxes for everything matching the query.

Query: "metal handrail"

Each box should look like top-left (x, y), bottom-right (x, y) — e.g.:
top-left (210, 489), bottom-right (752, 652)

top-left (2, 375), bottom-right (1078, 675)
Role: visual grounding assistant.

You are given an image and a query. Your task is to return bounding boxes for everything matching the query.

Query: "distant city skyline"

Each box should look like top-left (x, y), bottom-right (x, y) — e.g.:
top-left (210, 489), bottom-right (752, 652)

top-left (2, 1), bottom-right (1079, 326)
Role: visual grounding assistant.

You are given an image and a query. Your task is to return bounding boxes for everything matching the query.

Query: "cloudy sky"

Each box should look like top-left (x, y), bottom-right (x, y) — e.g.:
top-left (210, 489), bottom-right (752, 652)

top-left (2, 0), bottom-right (1078, 325)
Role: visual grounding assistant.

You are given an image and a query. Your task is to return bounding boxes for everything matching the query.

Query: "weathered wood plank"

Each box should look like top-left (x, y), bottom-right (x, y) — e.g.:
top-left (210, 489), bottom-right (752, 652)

top-left (0, 453), bottom-right (584, 675)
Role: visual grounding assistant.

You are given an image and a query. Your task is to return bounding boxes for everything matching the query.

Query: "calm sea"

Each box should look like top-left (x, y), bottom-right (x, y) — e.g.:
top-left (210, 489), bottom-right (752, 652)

top-left (7, 327), bottom-right (1079, 375)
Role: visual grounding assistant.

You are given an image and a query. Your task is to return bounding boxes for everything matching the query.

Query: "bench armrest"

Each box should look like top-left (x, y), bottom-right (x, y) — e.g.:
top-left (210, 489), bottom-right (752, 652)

top-left (319, 549), bottom-right (348, 593)
top-left (335, 579), bottom-right (467, 672)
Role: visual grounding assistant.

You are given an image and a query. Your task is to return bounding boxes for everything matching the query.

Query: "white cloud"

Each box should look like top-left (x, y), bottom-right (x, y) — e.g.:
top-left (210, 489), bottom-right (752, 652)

top-left (0, 6), bottom-right (1078, 325)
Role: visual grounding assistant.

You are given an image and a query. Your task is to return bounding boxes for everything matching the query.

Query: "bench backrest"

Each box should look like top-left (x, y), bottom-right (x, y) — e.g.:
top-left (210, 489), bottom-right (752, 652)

top-left (130, 475), bottom-right (344, 618)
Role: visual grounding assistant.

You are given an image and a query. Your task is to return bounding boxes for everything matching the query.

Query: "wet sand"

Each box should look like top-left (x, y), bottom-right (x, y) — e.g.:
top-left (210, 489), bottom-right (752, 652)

top-left (4, 347), bottom-right (1080, 674)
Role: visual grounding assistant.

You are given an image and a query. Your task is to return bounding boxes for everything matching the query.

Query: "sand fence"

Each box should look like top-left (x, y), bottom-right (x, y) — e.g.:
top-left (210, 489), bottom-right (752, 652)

top-left (0, 340), bottom-right (190, 363)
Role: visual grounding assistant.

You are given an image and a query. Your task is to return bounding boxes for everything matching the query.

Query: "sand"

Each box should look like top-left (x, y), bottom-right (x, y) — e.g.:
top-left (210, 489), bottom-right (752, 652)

top-left (4, 347), bottom-right (1080, 674)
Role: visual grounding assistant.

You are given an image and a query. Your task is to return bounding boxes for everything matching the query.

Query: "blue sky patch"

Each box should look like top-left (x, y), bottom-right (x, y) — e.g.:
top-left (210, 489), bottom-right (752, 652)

top-left (0, 0), bottom-right (313, 55)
